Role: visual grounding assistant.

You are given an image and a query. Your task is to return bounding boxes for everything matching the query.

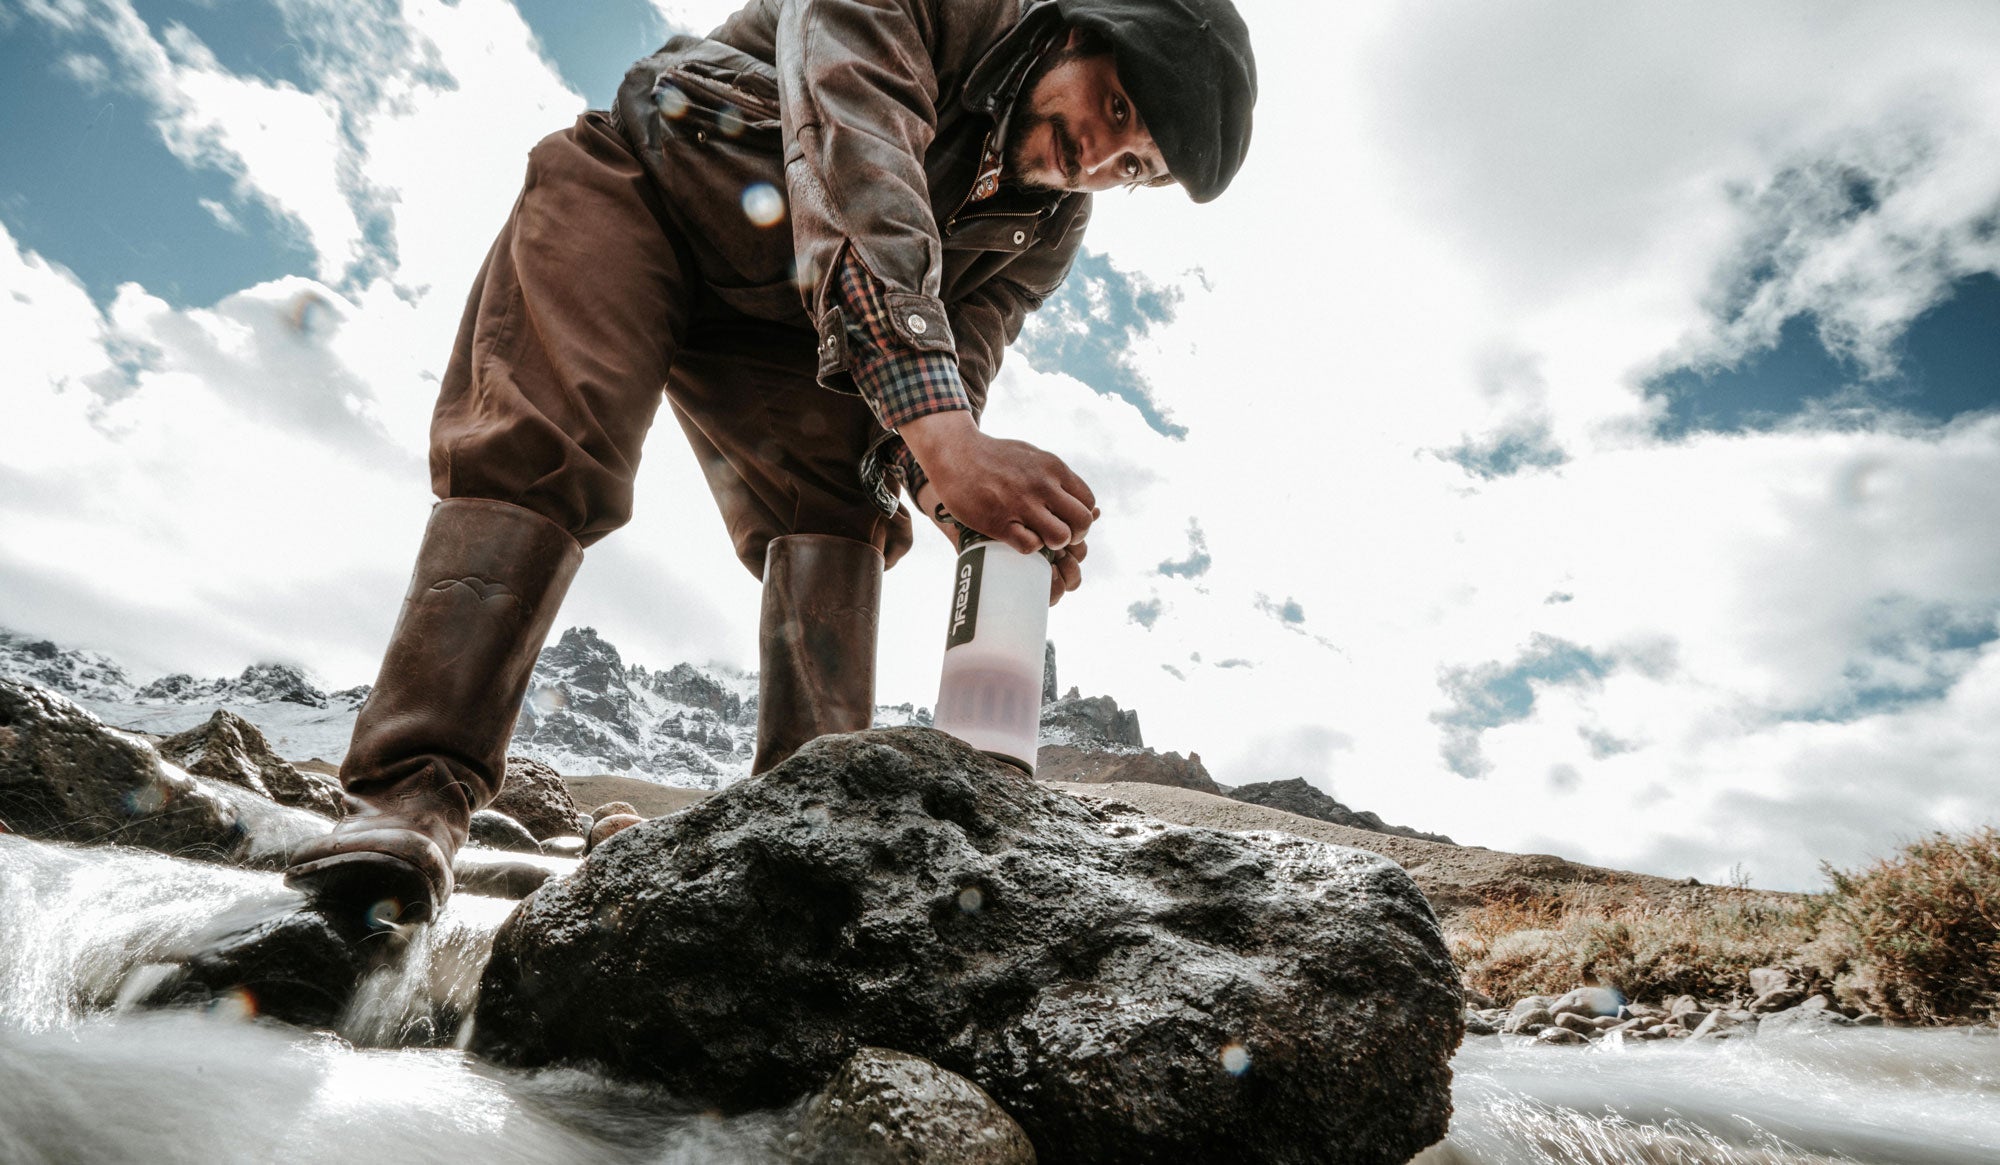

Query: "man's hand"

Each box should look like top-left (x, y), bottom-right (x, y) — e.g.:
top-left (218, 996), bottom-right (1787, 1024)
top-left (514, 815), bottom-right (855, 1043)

top-left (1048, 541), bottom-right (1087, 606)
top-left (901, 411), bottom-right (1097, 553)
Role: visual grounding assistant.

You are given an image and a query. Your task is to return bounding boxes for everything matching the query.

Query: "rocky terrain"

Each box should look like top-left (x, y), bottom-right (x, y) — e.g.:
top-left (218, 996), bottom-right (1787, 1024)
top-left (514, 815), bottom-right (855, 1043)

top-left (0, 677), bottom-right (1460, 1162)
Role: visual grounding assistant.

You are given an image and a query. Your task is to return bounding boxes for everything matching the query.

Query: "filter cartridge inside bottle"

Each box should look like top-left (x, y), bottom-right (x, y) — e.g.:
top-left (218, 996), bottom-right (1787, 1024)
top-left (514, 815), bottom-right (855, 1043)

top-left (933, 539), bottom-right (1050, 773)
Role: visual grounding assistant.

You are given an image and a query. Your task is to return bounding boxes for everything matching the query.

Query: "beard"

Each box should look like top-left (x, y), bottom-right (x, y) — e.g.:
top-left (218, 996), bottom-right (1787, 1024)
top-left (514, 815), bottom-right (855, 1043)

top-left (1002, 43), bottom-right (1094, 192)
top-left (1005, 112), bottom-right (1080, 192)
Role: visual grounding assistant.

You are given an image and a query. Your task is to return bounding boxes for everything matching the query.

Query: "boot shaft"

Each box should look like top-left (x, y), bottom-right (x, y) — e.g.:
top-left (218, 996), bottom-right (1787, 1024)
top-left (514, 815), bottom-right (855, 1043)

top-left (753, 534), bottom-right (883, 773)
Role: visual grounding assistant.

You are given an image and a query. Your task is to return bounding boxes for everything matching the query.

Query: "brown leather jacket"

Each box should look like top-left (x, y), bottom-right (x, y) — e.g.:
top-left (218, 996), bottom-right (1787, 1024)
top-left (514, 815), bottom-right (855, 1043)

top-left (612, 0), bottom-right (1090, 418)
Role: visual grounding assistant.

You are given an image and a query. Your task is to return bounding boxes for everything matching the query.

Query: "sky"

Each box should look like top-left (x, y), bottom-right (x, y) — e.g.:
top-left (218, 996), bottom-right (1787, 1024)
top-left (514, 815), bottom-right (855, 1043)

top-left (3, 0), bottom-right (1998, 892)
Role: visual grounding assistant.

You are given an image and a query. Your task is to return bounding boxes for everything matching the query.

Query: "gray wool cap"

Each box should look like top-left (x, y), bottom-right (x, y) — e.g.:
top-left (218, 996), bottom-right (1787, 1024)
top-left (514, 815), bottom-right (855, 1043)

top-left (1055, 0), bottom-right (1257, 202)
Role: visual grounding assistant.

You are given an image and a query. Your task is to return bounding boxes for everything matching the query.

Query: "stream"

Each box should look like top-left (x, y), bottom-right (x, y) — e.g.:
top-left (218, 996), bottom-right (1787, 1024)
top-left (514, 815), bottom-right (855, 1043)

top-left (4, 833), bottom-right (1996, 1164)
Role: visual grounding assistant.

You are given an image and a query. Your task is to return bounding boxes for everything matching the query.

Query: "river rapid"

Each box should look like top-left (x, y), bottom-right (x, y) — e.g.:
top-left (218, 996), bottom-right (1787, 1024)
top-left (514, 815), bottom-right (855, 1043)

top-left (4, 834), bottom-right (1997, 1164)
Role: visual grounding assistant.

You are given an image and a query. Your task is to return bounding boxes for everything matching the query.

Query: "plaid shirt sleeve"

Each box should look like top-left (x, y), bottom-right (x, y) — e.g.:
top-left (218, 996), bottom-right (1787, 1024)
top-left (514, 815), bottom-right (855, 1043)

top-left (837, 251), bottom-right (968, 503)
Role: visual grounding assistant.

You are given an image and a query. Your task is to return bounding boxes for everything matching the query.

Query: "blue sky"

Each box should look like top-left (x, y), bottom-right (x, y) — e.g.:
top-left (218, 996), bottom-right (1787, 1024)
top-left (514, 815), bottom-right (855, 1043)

top-left (4, 0), bottom-right (1999, 891)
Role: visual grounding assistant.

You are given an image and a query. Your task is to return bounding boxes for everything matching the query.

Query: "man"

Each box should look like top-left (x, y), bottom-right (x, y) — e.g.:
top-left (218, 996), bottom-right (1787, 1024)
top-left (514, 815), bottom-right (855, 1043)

top-left (285, 0), bottom-right (1256, 924)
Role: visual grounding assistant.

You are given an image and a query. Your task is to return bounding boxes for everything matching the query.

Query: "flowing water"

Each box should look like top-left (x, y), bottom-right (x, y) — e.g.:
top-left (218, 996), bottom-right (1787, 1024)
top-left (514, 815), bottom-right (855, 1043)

top-left (4, 833), bottom-right (1997, 1164)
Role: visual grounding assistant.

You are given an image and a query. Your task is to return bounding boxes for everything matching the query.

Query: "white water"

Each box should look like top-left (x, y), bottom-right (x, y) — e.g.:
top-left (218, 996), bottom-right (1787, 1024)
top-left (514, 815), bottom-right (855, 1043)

top-left (5, 833), bottom-right (1997, 1164)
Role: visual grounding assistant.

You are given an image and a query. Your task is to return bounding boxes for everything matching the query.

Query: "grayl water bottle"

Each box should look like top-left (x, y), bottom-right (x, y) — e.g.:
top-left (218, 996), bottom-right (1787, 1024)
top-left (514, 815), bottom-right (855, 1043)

top-left (933, 531), bottom-right (1052, 774)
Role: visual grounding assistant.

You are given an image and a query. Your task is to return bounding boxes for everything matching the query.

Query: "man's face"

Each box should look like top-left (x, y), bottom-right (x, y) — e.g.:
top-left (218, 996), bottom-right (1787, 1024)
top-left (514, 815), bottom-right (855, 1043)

top-left (1006, 32), bottom-right (1172, 195)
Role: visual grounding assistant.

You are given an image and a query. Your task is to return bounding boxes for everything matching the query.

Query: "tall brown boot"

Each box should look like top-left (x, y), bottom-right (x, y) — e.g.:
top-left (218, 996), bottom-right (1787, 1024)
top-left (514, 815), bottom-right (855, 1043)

top-left (286, 498), bottom-right (582, 924)
top-left (751, 534), bottom-right (883, 774)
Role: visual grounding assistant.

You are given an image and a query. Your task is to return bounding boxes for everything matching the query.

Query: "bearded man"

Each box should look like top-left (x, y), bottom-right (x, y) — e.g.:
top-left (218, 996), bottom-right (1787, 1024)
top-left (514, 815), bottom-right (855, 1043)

top-left (286, 0), bottom-right (1256, 924)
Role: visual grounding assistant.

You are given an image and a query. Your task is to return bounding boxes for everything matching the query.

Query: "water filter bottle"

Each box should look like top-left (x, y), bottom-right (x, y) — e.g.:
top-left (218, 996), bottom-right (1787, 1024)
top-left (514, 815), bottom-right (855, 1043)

top-left (933, 533), bottom-right (1052, 774)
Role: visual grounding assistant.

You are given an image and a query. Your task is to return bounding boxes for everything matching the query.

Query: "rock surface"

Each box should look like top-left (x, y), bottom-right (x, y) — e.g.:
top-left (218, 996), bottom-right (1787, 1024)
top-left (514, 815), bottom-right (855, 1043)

top-left (476, 728), bottom-right (1460, 1164)
top-left (795, 1047), bottom-right (1035, 1165)
top-left (490, 756), bottom-right (581, 840)
top-left (157, 710), bottom-right (344, 818)
top-left (468, 809), bottom-right (541, 854)
top-left (0, 680), bottom-right (329, 868)
top-left (1228, 777), bottom-right (1454, 845)
top-left (133, 892), bottom-right (368, 1029)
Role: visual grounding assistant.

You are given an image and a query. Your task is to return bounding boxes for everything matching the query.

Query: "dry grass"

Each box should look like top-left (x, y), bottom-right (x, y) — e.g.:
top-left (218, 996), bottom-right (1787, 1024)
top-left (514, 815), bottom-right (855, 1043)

top-left (1448, 885), bottom-right (1822, 1004)
top-left (1451, 827), bottom-right (2000, 1023)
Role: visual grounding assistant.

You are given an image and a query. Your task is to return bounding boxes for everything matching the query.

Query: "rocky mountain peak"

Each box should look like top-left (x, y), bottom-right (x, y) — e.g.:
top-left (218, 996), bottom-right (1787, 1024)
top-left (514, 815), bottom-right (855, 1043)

top-left (536, 627), bottom-right (627, 693)
top-left (0, 630), bottom-right (135, 702)
top-left (1041, 688), bottom-right (1143, 749)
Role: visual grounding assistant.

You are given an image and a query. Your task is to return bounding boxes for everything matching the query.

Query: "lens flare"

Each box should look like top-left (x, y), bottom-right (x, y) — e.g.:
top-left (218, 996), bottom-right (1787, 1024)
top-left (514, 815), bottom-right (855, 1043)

top-left (1220, 1042), bottom-right (1250, 1075)
top-left (653, 83), bottom-right (689, 119)
top-left (957, 886), bottom-right (984, 914)
top-left (740, 183), bottom-right (785, 227)
top-left (715, 104), bottom-right (745, 138)
top-left (209, 987), bottom-right (258, 1022)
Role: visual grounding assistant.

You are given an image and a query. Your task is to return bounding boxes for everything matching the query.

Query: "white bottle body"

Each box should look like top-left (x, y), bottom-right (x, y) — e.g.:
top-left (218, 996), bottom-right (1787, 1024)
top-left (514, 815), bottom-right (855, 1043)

top-left (933, 540), bottom-right (1049, 773)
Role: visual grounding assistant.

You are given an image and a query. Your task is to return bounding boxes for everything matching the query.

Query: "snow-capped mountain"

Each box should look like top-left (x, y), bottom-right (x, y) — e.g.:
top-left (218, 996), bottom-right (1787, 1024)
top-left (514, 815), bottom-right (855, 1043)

top-left (0, 629), bottom-right (370, 762)
top-left (0, 626), bottom-right (927, 789)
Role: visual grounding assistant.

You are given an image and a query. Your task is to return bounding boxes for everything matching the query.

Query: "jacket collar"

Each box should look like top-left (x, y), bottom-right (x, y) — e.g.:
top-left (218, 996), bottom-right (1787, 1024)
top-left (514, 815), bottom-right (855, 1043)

top-left (959, 0), bottom-right (1067, 115)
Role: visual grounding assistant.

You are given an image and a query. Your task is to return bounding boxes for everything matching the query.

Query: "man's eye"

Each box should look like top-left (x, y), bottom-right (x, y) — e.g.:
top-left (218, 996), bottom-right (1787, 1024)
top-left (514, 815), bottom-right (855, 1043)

top-left (1112, 94), bottom-right (1129, 125)
top-left (1122, 154), bottom-right (1141, 178)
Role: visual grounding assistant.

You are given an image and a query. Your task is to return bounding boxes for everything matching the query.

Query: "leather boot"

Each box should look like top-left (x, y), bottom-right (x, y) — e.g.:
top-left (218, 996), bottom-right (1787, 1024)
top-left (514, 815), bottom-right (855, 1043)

top-left (286, 498), bottom-right (582, 925)
top-left (751, 534), bottom-right (883, 773)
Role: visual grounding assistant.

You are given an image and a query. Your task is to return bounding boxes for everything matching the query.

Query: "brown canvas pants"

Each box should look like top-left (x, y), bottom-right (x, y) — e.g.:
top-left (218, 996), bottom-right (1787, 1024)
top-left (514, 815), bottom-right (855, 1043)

top-left (430, 112), bottom-right (914, 576)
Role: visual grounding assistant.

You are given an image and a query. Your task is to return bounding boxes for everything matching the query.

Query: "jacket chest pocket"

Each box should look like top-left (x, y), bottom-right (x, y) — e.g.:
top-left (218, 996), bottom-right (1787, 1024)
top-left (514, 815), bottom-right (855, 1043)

top-left (654, 58), bottom-right (782, 145)
top-left (943, 214), bottom-right (1041, 255)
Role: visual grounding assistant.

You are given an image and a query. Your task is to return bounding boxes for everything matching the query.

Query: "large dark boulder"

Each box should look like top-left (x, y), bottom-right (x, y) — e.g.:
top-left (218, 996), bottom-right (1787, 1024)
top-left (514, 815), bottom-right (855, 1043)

top-left (0, 680), bottom-right (329, 868)
top-left (475, 728), bottom-right (1460, 1164)
top-left (1230, 777), bottom-right (1455, 845)
top-left (157, 710), bottom-right (344, 818)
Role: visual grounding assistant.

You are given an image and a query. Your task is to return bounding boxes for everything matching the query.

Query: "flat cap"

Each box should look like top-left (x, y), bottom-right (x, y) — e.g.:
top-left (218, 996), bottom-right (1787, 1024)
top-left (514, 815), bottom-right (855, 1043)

top-left (1056, 0), bottom-right (1257, 202)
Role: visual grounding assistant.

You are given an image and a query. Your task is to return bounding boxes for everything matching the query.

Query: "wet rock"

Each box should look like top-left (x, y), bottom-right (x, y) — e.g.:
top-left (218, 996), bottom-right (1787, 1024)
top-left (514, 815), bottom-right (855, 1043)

top-left (132, 891), bottom-right (368, 1029)
top-left (157, 711), bottom-right (344, 818)
top-left (1690, 1010), bottom-right (1752, 1041)
top-left (1750, 987), bottom-right (1804, 1013)
top-left (585, 812), bottom-right (642, 853)
top-left (1550, 986), bottom-right (1622, 1019)
top-left (1227, 778), bottom-right (1454, 845)
top-left (453, 849), bottom-right (571, 899)
top-left (541, 835), bottom-right (586, 858)
top-left (490, 756), bottom-right (581, 841)
top-left (1463, 1013), bottom-right (1499, 1036)
top-left (468, 810), bottom-right (541, 854)
top-left (795, 1047), bottom-right (1035, 1165)
top-left (1554, 1013), bottom-right (1597, 1036)
top-left (1503, 1007), bottom-right (1555, 1035)
top-left (1534, 1027), bottom-right (1589, 1046)
top-left (0, 680), bottom-right (330, 868)
top-left (476, 728), bottom-right (1460, 1164)
top-left (1509, 995), bottom-right (1556, 1017)
top-left (1747, 967), bottom-right (1792, 996)
top-left (1758, 1005), bottom-right (1856, 1038)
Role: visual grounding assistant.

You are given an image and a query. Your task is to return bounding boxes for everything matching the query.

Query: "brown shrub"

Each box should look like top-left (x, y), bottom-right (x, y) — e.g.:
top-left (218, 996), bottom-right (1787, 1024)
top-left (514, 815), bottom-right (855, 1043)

top-left (1806, 827), bottom-right (2000, 1023)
